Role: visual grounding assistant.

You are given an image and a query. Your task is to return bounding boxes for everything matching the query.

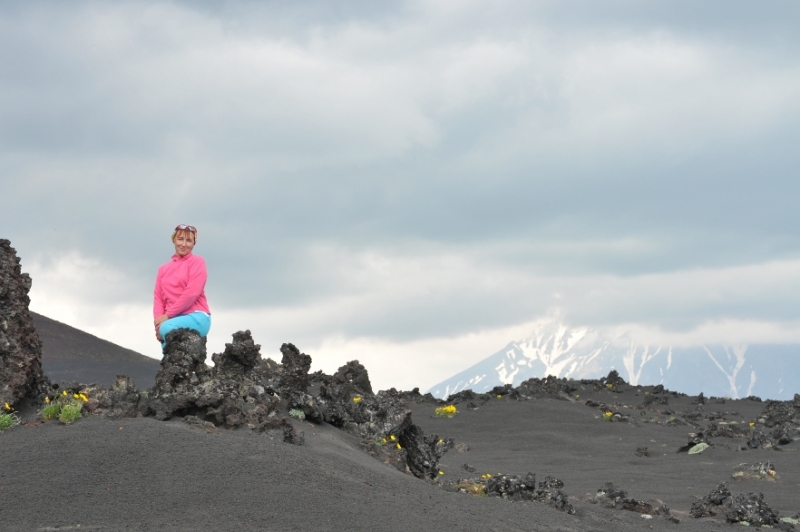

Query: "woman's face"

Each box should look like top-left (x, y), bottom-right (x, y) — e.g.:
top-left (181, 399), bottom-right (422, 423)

top-left (173, 231), bottom-right (196, 257)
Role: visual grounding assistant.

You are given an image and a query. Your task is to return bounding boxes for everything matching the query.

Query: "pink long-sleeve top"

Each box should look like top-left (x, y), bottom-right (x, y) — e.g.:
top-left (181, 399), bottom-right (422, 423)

top-left (153, 253), bottom-right (210, 321)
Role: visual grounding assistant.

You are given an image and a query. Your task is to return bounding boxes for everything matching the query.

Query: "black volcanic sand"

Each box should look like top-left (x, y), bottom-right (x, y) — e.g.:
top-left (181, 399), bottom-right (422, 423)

top-left (3, 383), bottom-right (799, 531)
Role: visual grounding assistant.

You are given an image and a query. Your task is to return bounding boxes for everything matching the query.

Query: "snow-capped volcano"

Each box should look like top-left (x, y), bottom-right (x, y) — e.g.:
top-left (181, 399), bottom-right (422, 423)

top-left (428, 321), bottom-right (800, 400)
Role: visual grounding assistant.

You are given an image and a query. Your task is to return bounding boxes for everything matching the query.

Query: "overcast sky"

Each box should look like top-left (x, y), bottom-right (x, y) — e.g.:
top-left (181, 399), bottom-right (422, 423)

top-left (2, 1), bottom-right (800, 391)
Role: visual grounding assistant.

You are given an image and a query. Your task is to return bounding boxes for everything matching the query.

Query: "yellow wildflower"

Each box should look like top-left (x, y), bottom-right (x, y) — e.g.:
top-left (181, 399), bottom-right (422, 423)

top-left (396, 443), bottom-right (402, 449)
top-left (45, 396), bottom-right (51, 404)
top-left (438, 471), bottom-right (444, 475)
top-left (496, 395), bottom-right (502, 399)
top-left (79, 394), bottom-right (89, 402)
top-left (390, 435), bottom-right (396, 441)
top-left (749, 422), bottom-right (755, 428)
top-left (434, 404), bottom-right (458, 418)
top-left (3, 402), bottom-right (11, 411)
top-left (62, 390), bottom-right (68, 396)
top-left (352, 396), bottom-right (362, 403)
top-left (381, 437), bottom-right (388, 444)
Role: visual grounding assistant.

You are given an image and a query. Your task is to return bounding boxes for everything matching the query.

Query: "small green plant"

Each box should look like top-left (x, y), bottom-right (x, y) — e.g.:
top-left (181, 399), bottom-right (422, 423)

top-left (59, 403), bottom-right (83, 424)
top-left (288, 408), bottom-right (305, 420)
top-left (42, 402), bottom-right (61, 420)
top-left (42, 390), bottom-right (89, 424)
top-left (0, 411), bottom-right (20, 432)
top-left (434, 404), bottom-right (458, 418)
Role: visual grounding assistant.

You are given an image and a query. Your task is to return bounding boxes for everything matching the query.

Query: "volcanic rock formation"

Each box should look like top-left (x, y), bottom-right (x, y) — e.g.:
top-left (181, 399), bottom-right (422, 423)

top-left (49, 324), bottom-right (451, 477)
top-left (445, 471), bottom-right (576, 514)
top-left (0, 239), bottom-right (50, 408)
top-left (147, 328), bottom-right (281, 428)
top-left (690, 482), bottom-right (786, 527)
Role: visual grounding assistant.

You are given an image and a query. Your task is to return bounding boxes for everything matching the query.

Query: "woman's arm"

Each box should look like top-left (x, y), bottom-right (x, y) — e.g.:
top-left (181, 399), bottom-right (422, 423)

top-left (153, 268), bottom-right (168, 341)
top-left (153, 268), bottom-right (167, 320)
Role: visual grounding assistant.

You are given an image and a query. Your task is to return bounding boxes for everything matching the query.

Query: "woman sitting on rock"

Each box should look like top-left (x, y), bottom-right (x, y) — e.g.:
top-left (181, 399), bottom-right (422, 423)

top-left (153, 224), bottom-right (211, 349)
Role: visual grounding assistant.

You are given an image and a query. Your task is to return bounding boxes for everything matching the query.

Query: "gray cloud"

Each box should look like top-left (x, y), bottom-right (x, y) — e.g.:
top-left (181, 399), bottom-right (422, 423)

top-left (3, 1), bottom-right (800, 374)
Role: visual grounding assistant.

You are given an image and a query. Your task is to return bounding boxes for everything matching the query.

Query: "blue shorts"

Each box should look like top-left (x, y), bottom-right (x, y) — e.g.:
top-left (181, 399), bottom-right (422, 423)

top-left (159, 311), bottom-right (211, 348)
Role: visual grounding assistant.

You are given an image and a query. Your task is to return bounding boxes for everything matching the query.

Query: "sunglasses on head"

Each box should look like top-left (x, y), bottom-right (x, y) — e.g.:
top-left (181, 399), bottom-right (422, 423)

top-left (175, 224), bottom-right (197, 233)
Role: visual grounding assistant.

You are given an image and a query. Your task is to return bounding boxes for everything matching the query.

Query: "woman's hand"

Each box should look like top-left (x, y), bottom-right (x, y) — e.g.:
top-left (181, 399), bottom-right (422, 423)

top-left (154, 313), bottom-right (169, 328)
top-left (154, 313), bottom-right (168, 342)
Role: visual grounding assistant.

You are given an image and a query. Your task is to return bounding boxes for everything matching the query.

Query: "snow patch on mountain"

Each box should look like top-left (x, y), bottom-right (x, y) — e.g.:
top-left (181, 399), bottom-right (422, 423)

top-left (429, 320), bottom-right (800, 400)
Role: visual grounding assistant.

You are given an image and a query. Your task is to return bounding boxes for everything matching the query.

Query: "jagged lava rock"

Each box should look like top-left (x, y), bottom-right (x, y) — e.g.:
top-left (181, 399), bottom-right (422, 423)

top-left (725, 492), bottom-right (782, 527)
top-left (320, 378), bottom-right (408, 440)
top-left (331, 359), bottom-right (373, 395)
top-left (449, 472), bottom-right (575, 514)
top-left (147, 329), bottom-right (281, 429)
top-left (152, 329), bottom-right (210, 394)
top-left (593, 482), bottom-right (664, 517)
top-left (746, 398), bottom-right (799, 449)
top-left (257, 416), bottom-right (305, 445)
top-left (63, 375), bottom-right (146, 419)
top-left (390, 411), bottom-right (453, 481)
top-left (0, 239), bottom-right (50, 407)
top-left (212, 330), bottom-right (262, 379)
top-left (278, 342), bottom-right (312, 394)
top-left (690, 482), bottom-right (732, 518)
top-left (691, 483), bottom-right (784, 527)
top-left (277, 342), bottom-right (328, 423)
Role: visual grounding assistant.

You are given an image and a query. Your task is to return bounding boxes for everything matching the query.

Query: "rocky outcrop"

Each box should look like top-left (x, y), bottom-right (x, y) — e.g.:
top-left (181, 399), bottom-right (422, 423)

top-left (318, 370), bottom-right (404, 437)
top-left (448, 472), bottom-right (575, 514)
top-left (94, 375), bottom-right (144, 418)
top-left (690, 483), bottom-right (782, 527)
top-left (279, 342), bottom-right (327, 423)
top-left (138, 330), bottom-right (449, 475)
top-left (152, 329), bottom-right (210, 393)
top-left (0, 240), bottom-right (50, 407)
top-left (330, 360), bottom-right (373, 395)
top-left (392, 411), bottom-right (453, 480)
top-left (256, 416), bottom-right (305, 445)
top-left (278, 342), bottom-right (311, 394)
top-left (146, 329), bottom-right (281, 428)
top-left (745, 399), bottom-right (799, 449)
top-left (589, 482), bottom-right (679, 522)
top-left (593, 482), bottom-right (658, 514)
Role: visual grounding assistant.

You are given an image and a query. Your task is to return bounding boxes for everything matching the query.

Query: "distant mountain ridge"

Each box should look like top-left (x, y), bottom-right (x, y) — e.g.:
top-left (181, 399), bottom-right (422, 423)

top-left (32, 313), bottom-right (161, 388)
top-left (429, 321), bottom-right (800, 400)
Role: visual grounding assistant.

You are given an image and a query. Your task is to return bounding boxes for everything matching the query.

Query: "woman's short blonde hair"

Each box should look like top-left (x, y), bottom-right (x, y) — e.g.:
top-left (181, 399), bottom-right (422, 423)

top-left (171, 229), bottom-right (197, 243)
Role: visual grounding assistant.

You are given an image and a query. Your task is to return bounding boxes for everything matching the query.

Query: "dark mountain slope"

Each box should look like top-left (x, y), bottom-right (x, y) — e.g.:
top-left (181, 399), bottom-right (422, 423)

top-left (32, 312), bottom-right (161, 389)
